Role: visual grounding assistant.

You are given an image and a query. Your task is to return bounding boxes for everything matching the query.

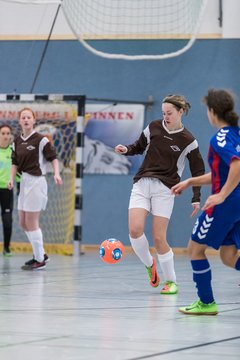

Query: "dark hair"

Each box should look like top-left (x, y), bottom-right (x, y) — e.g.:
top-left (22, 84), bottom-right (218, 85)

top-left (162, 94), bottom-right (191, 115)
top-left (0, 123), bottom-right (12, 132)
top-left (203, 88), bottom-right (239, 126)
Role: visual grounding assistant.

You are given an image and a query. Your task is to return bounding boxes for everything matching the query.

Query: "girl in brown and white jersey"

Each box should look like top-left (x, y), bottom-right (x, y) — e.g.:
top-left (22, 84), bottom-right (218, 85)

top-left (8, 108), bottom-right (63, 270)
top-left (115, 94), bottom-right (205, 294)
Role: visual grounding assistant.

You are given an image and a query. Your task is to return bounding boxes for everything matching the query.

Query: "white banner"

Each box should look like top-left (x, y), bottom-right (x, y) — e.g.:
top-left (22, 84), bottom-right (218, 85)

top-left (84, 103), bottom-right (145, 174)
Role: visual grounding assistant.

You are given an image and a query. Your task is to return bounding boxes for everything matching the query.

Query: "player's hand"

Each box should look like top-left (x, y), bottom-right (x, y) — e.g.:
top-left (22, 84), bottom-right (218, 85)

top-left (54, 175), bottom-right (63, 186)
top-left (115, 144), bottom-right (128, 154)
top-left (191, 202), bottom-right (200, 217)
top-left (202, 193), bottom-right (225, 210)
top-left (8, 180), bottom-right (14, 190)
top-left (171, 179), bottom-right (190, 195)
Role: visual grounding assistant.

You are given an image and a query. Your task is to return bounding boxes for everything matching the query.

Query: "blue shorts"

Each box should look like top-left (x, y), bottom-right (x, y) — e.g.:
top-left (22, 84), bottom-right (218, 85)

top-left (191, 195), bottom-right (240, 250)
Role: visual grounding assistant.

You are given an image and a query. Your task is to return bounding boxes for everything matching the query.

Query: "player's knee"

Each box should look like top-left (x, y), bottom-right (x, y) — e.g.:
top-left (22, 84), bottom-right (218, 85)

top-left (2, 211), bottom-right (12, 228)
top-left (153, 233), bottom-right (167, 246)
top-left (129, 227), bottom-right (144, 239)
top-left (220, 250), bottom-right (234, 267)
top-left (220, 255), bottom-right (231, 267)
top-left (187, 240), bottom-right (204, 259)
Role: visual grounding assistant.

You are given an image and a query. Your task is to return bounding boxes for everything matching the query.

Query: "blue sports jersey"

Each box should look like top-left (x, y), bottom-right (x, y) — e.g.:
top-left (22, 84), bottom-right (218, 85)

top-left (208, 126), bottom-right (240, 196)
top-left (192, 126), bottom-right (240, 250)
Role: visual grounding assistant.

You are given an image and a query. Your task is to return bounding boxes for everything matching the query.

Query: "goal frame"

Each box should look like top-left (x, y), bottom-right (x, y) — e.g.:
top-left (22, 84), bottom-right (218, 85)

top-left (0, 93), bottom-right (85, 256)
top-left (61, 0), bottom-right (209, 60)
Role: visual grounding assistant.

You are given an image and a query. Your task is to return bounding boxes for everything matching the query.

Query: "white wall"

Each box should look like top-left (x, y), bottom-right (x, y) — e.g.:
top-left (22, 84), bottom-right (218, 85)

top-left (222, 0), bottom-right (240, 38)
top-left (0, 0), bottom-right (239, 39)
top-left (0, 1), bottom-right (72, 38)
top-left (198, 0), bottom-right (221, 36)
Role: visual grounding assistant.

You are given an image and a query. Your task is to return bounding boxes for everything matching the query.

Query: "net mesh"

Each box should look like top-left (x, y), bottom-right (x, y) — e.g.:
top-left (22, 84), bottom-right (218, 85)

top-left (0, 100), bottom-right (77, 245)
top-left (3, 0), bottom-right (208, 59)
top-left (61, 0), bottom-right (208, 60)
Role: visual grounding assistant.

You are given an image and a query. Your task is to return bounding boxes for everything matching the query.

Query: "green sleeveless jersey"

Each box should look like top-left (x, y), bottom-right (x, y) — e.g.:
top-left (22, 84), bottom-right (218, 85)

top-left (0, 145), bottom-right (12, 188)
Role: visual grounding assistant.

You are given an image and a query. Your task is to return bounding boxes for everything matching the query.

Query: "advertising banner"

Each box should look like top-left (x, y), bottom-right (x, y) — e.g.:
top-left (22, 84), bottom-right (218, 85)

top-left (84, 103), bottom-right (145, 174)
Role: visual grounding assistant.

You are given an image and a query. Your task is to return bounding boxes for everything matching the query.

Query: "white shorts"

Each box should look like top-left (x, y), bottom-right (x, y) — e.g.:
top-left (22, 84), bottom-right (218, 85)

top-left (129, 177), bottom-right (175, 219)
top-left (18, 173), bottom-right (48, 212)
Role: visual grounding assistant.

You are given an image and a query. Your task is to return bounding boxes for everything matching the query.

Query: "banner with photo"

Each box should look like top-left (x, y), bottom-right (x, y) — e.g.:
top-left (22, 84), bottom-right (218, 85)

top-left (84, 103), bottom-right (145, 174)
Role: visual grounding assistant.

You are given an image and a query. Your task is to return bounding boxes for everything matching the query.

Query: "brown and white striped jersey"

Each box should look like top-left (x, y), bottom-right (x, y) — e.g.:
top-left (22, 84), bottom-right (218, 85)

top-left (12, 131), bottom-right (57, 176)
top-left (125, 120), bottom-right (205, 203)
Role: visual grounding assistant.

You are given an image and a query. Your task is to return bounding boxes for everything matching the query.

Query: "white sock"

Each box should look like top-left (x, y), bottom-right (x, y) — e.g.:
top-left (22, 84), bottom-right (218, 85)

top-left (26, 229), bottom-right (44, 262)
top-left (157, 249), bottom-right (176, 283)
top-left (129, 233), bottom-right (153, 267)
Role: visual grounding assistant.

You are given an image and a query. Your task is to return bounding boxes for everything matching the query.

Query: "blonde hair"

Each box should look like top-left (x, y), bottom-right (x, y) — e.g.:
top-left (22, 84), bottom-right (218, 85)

top-left (162, 94), bottom-right (191, 115)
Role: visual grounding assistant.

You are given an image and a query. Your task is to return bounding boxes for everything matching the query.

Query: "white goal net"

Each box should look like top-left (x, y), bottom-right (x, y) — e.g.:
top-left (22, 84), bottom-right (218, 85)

top-left (61, 0), bottom-right (208, 60)
top-left (3, 0), bottom-right (208, 60)
top-left (0, 98), bottom-right (80, 253)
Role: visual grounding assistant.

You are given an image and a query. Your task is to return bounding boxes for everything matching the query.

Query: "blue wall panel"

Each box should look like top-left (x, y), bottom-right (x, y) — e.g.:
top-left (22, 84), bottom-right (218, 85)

top-left (0, 39), bottom-right (239, 246)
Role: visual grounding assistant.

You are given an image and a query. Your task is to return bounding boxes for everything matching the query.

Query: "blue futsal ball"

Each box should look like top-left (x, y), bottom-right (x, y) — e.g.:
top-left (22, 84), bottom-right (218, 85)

top-left (99, 238), bottom-right (125, 264)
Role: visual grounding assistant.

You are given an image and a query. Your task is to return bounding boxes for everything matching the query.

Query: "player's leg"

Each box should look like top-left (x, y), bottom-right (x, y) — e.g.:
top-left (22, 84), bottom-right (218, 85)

top-left (151, 180), bottom-right (177, 294)
top-left (1, 189), bottom-right (13, 256)
top-left (18, 210), bottom-right (27, 230)
top-left (129, 207), bottom-right (160, 287)
top-left (19, 209), bottom-right (49, 268)
top-left (152, 215), bottom-right (178, 294)
top-left (21, 211), bottom-right (46, 270)
top-left (220, 245), bottom-right (240, 270)
top-left (128, 178), bottom-right (160, 287)
top-left (19, 209), bottom-right (37, 265)
top-left (220, 220), bottom-right (240, 271)
top-left (19, 176), bottom-right (48, 270)
top-left (179, 239), bottom-right (218, 315)
top-left (180, 198), bottom-right (240, 315)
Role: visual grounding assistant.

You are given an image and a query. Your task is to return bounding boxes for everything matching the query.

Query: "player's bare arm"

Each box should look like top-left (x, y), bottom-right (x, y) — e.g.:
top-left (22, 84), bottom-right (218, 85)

top-left (51, 159), bottom-right (63, 186)
top-left (8, 164), bottom-right (18, 190)
top-left (172, 172), bottom-right (212, 195)
top-left (203, 159), bottom-right (240, 210)
top-left (190, 203), bottom-right (200, 218)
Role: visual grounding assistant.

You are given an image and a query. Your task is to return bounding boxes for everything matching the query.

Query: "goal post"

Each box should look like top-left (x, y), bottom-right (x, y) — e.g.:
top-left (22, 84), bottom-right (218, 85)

top-left (0, 94), bottom-right (85, 256)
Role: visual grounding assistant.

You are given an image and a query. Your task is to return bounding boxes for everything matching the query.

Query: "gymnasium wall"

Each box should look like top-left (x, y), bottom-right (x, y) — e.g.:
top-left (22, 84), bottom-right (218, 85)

top-left (0, 37), bottom-right (239, 247)
top-left (0, 1), bottom-right (240, 247)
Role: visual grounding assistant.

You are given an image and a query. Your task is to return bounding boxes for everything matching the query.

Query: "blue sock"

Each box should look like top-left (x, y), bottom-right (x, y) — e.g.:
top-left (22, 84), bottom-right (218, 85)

top-left (235, 257), bottom-right (240, 270)
top-left (191, 259), bottom-right (214, 304)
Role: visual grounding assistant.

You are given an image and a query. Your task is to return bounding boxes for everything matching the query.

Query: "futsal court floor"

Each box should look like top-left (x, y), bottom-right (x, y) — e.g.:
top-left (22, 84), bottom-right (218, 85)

top-left (0, 251), bottom-right (239, 360)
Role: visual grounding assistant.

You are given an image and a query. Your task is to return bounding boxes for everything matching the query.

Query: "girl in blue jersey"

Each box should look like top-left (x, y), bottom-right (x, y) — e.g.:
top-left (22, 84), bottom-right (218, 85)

top-left (172, 88), bottom-right (240, 315)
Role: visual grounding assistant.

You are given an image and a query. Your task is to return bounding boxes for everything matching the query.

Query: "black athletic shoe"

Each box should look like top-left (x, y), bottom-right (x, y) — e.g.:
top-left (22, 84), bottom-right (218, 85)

top-left (21, 260), bottom-right (46, 271)
top-left (25, 253), bottom-right (49, 266)
top-left (24, 257), bottom-right (37, 266)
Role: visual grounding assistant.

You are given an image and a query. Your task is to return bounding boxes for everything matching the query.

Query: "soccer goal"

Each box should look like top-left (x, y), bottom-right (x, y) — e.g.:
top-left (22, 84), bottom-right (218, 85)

top-left (61, 0), bottom-right (208, 60)
top-left (5, 0), bottom-right (208, 60)
top-left (0, 94), bottom-right (85, 256)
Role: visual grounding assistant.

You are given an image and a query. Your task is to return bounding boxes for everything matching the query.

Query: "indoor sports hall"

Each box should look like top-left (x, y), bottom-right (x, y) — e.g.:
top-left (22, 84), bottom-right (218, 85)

top-left (0, 1), bottom-right (239, 359)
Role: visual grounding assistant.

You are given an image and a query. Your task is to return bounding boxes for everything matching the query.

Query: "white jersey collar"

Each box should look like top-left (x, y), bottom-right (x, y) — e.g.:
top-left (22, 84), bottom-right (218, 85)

top-left (21, 130), bottom-right (36, 141)
top-left (162, 120), bottom-right (184, 134)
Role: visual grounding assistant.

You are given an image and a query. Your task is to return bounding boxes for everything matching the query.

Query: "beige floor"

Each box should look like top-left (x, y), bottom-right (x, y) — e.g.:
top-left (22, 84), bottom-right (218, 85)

top-left (0, 252), bottom-right (239, 360)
